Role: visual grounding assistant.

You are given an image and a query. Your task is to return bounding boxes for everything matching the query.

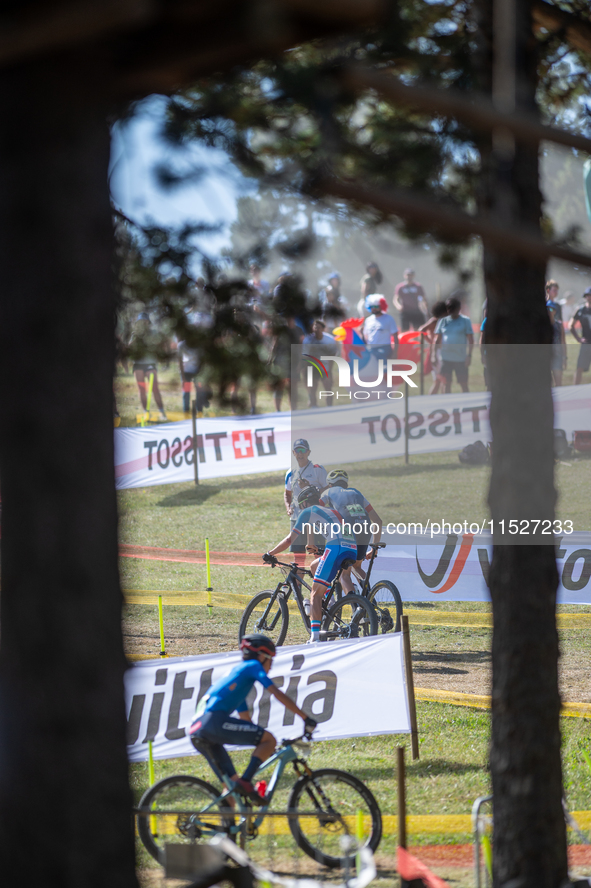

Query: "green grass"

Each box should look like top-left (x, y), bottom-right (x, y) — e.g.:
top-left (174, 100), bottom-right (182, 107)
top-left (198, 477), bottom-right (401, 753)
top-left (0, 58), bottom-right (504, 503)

top-left (120, 356), bottom-right (591, 880)
top-left (131, 701), bottom-right (591, 866)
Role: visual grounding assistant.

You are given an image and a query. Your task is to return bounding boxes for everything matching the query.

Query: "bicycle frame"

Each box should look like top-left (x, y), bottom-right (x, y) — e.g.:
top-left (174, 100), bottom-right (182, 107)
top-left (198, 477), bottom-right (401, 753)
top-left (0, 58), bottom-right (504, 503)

top-left (262, 560), bottom-right (347, 633)
top-left (190, 739), bottom-right (311, 837)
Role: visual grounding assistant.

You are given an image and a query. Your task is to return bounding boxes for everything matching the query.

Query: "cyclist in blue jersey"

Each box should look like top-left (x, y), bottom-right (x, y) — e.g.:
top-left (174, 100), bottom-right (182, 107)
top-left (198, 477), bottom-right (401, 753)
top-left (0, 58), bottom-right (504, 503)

top-left (321, 469), bottom-right (382, 586)
top-left (189, 634), bottom-right (316, 804)
top-left (265, 486), bottom-right (358, 642)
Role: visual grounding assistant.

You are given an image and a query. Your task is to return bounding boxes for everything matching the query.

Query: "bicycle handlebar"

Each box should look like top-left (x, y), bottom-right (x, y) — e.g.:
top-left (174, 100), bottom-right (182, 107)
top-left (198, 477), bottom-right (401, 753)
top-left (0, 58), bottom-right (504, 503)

top-left (262, 554), bottom-right (313, 576)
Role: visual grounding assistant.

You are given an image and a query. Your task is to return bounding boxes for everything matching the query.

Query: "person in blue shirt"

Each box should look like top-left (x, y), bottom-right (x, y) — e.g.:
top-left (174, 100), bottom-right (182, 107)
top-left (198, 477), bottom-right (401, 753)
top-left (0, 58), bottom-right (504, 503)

top-left (189, 634), bottom-right (316, 803)
top-left (320, 469), bottom-right (382, 588)
top-left (433, 296), bottom-right (474, 393)
top-left (265, 486), bottom-right (358, 642)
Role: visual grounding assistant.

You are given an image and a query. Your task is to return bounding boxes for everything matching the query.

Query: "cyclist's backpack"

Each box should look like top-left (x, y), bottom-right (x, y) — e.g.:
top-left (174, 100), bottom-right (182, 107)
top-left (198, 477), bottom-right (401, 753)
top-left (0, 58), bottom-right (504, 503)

top-left (459, 440), bottom-right (489, 465)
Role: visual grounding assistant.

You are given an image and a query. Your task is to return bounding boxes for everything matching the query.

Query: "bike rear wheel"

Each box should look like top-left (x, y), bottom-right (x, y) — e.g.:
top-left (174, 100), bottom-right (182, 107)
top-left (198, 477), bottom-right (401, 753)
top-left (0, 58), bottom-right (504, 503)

top-left (137, 774), bottom-right (226, 862)
top-left (238, 590), bottom-right (289, 646)
top-left (288, 767), bottom-right (382, 868)
top-left (322, 593), bottom-right (378, 640)
top-left (367, 580), bottom-right (403, 633)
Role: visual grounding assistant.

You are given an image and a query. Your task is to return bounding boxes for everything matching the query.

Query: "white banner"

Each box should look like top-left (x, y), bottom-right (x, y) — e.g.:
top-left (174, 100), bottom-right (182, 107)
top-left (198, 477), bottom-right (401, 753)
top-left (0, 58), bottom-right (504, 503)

top-left (115, 413), bottom-right (292, 489)
top-left (114, 385), bottom-right (591, 488)
top-left (370, 531), bottom-right (591, 605)
top-left (292, 384), bottom-right (591, 466)
top-left (126, 635), bottom-right (411, 762)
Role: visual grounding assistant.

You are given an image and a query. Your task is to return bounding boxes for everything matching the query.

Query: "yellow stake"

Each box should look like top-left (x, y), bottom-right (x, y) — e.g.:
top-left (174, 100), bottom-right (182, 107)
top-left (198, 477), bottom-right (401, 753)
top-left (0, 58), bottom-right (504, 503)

top-left (158, 594), bottom-right (166, 657)
top-left (148, 740), bottom-right (155, 785)
top-left (148, 740), bottom-right (157, 835)
top-left (205, 537), bottom-right (213, 617)
top-left (356, 809), bottom-right (364, 876)
top-left (142, 372), bottom-right (154, 427)
top-left (481, 834), bottom-right (493, 880)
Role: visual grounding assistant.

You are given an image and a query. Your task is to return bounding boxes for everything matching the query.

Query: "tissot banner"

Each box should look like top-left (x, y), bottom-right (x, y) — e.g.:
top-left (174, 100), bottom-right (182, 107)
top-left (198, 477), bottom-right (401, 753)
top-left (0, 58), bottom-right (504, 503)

top-left (114, 385), bottom-right (591, 489)
top-left (126, 635), bottom-right (411, 762)
top-left (291, 384), bottom-right (591, 466)
top-left (370, 531), bottom-right (591, 605)
top-left (115, 412), bottom-right (292, 489)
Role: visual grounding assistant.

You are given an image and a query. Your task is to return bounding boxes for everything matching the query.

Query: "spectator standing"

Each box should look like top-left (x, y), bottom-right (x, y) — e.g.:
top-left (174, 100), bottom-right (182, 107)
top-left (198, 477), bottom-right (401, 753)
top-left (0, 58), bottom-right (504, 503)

top-left (545, 280), bottom-right (562, 322)
top-left (357, 262), bottom-right (383, 316)
top-left (249, 263), bottom-right (270, 297)
top-left (302, 319), bottom-right (339, 406)
top-left (129, 312), bottom-right (167, 421)
top-left (284, 439), bottom-right (328, 553)
top-left (268, 316), bottom-right (302, 411)
top-left (362, 294), bottom-right (399, 360)
top-left (569, 287), bottom-right (591, 384)
top-left (178, 341), bottom-right (200, 413)
top-left (393, 268), bottom-right (428, 331)
top-left (548, 303), bottom-right (566, 387)
top-left (320, 272), bottom-right (349, 323)
top-left (419, 300), bottom-right (448, 394)
top-left (433, 297), bottom-right (474, 393)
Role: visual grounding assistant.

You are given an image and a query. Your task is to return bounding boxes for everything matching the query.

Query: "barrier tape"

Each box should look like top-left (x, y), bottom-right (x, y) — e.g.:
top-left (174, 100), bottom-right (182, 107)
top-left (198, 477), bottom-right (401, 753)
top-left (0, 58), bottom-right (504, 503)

top-left (122, 591), bottom-right (591, 630)
top-left (133, 810), bottom-right (591, 837)
top-left (414, 686), bottom-right (591, 719)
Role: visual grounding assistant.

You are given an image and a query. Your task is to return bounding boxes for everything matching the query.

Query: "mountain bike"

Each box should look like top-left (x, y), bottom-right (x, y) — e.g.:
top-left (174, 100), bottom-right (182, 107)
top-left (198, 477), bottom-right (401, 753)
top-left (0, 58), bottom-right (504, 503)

top-left (351, 543), bottom-right (404, 634)
top-left (137, 732), bottom-right (382, 869)
top-left (238, 555), bottom-right (378, 646)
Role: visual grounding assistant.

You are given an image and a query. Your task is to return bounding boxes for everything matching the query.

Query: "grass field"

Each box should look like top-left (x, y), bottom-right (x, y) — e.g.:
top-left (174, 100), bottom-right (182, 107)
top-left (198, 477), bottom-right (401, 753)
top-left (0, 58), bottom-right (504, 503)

top-left (119, 349), bottom-right (591, 883)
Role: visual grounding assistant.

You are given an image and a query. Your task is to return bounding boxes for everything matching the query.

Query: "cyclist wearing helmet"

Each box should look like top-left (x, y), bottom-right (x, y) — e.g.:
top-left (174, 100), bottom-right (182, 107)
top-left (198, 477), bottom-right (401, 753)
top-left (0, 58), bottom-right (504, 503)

top-left (321, 470), bottom-right (382, 584)
top-left (265, 486), bottom-right (358, 642)
top-left (189, 634), bottom-right (316, 804)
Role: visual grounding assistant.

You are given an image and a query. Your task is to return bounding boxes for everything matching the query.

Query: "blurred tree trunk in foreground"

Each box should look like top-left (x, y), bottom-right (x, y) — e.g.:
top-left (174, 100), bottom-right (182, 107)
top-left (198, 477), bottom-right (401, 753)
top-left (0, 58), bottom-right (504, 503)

top-left (0, 59), bottom-right (138, 887)
top-left (474, 0), bottom-right (568, 884)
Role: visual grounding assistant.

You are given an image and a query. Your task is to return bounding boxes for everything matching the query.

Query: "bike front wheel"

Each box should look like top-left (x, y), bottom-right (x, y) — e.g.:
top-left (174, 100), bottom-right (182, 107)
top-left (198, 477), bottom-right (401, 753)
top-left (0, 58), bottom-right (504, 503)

top-left (322, 592), bottom-right (378, 640)
top-left (137, 774), bottom-right (226, 862)
top-left (238, 590), bottom-right (289, 647)
top-left (288, 767), bottom-right (382, 868)
top-left (367, 580), bottom-right (403, 633)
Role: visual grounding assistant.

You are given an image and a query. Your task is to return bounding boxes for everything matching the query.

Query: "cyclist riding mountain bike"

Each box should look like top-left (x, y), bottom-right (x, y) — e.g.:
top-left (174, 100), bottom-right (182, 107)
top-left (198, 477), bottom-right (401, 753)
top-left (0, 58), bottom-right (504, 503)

top-left (189, 634), bottom-right (316, 804)
top-left (265, 486), bottom-right (358, 642)
top-left (320, 470), bottom-right (383, 587)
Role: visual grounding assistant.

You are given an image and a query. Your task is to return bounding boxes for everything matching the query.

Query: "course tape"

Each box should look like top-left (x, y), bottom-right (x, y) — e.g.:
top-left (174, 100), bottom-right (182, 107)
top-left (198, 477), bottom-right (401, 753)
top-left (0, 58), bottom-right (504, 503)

top-left (122, 591), bottom-right (591, 631)
top-left (134, 810), bottom-right (591, 837)
top-left (415, 687), bottom-right (591, 719)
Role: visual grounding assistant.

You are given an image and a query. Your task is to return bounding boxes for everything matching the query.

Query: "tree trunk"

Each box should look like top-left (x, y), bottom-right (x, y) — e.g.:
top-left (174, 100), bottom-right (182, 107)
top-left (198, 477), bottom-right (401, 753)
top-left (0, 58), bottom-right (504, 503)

top-left (0, 58), bottom-right (138, 887)
top-left (474, 1), bottom-right (568, 885)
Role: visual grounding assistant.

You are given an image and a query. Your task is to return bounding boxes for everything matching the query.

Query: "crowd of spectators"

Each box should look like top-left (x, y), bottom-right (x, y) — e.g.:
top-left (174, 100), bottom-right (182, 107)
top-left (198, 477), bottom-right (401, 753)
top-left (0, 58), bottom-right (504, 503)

top-left (122, 264), bottom-right (591, 418)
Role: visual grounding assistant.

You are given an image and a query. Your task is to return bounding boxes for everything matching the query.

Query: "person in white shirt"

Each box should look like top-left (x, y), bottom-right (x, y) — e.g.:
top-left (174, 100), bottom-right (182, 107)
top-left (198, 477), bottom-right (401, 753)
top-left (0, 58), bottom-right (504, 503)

top-left (362, 294), bottom-right (399, 360)
top-left (302, 319), bottom-right (338, 406)
top-left (284, 439), bottom-right (328, 553)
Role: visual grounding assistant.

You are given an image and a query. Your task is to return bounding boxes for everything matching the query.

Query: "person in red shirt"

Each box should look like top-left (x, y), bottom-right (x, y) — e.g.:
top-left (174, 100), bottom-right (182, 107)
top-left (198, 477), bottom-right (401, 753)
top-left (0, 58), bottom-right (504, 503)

top-left (393, 268), bottom-right (428, 331)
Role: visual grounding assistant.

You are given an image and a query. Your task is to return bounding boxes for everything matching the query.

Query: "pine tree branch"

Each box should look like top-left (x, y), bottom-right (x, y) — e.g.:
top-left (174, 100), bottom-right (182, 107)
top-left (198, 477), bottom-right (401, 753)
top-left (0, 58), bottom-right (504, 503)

top-left (315, 174), bottom-right (591, 268)
top-left (343, 65), bottom-right (591, 154)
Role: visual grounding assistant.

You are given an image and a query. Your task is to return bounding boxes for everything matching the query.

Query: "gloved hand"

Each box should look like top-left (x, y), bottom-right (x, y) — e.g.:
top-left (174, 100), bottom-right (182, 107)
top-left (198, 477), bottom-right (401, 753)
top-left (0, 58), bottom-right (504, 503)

top-left (304, 716), bottom-right (318, 734)
top-left (263, 552), bottom-right (277, 565)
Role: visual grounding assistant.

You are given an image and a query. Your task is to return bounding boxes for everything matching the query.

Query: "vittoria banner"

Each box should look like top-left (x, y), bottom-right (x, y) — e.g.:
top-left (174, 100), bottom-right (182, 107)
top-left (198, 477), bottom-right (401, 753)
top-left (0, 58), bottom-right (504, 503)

top-left (125, 635), bottom-right (411, 762)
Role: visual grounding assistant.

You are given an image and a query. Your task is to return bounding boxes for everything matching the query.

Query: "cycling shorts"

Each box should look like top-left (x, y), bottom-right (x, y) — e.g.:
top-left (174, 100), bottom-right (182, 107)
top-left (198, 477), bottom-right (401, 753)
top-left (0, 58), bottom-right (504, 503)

top-left (356, 543), bottom-right (368, 562)
top-left (189, 710), bottom-right (265, 779)
top-left (189, 709), bottom-right (265, 747)
top-left (314, 539), bottom-right (358, 588)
